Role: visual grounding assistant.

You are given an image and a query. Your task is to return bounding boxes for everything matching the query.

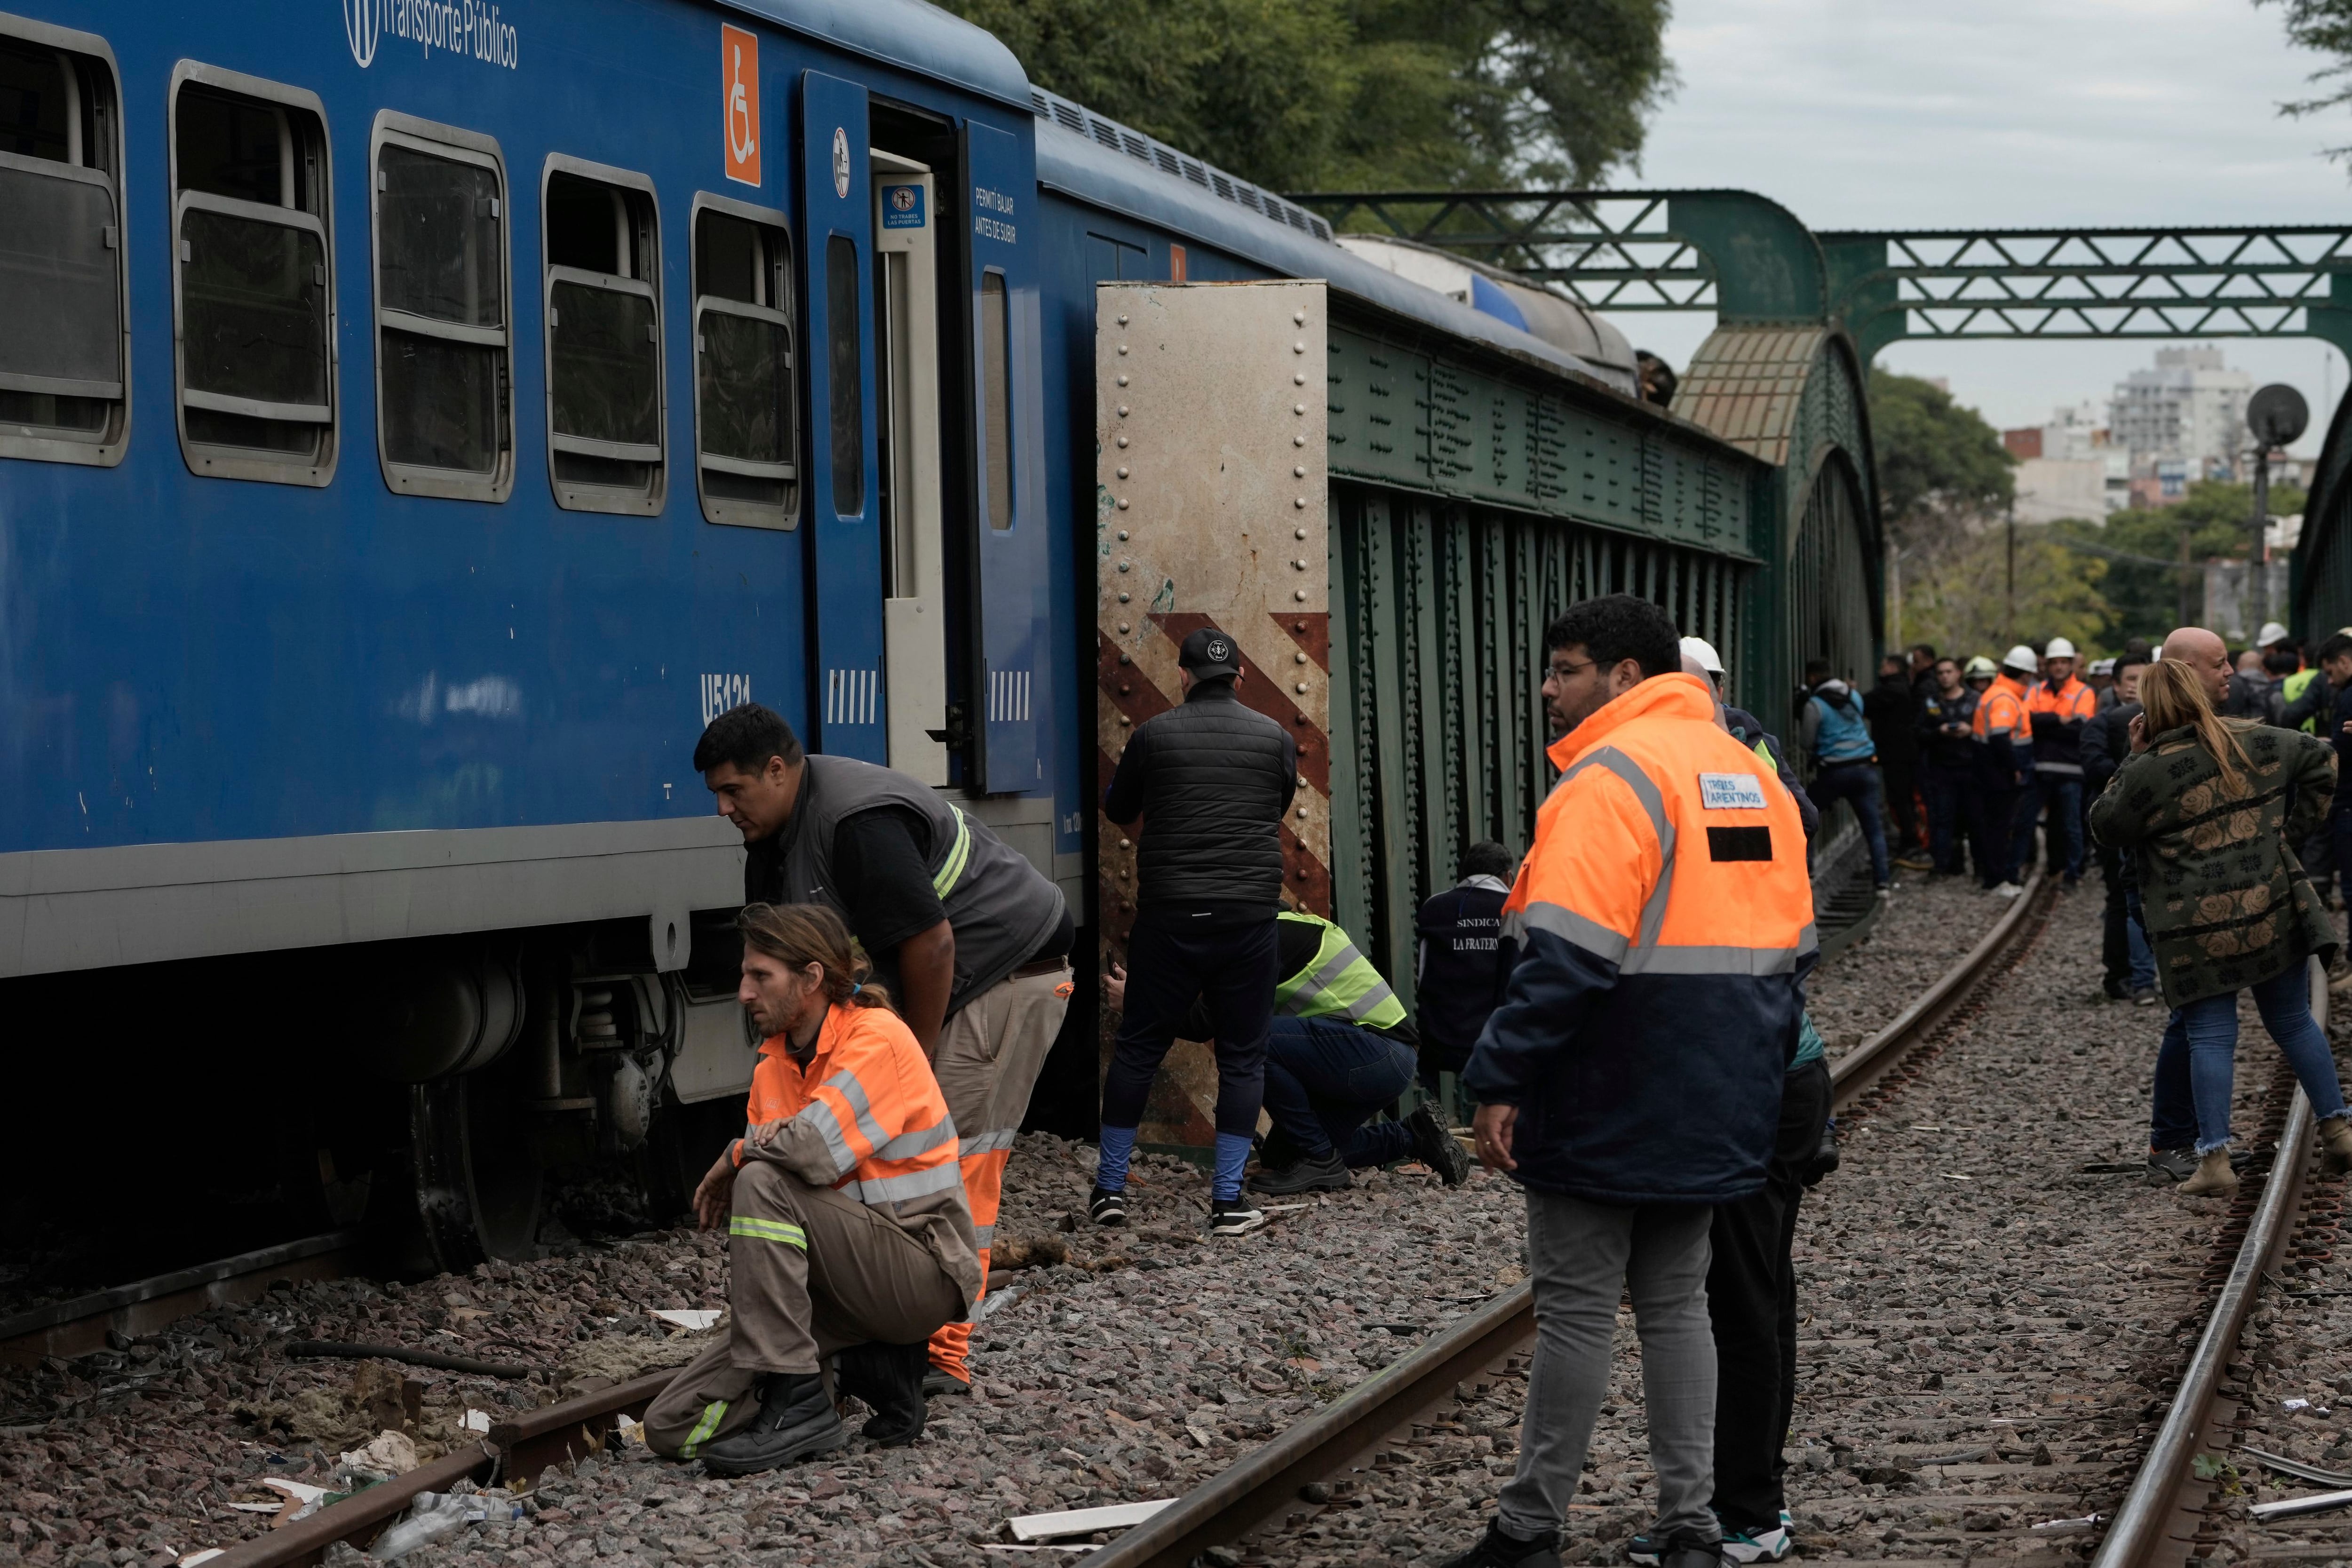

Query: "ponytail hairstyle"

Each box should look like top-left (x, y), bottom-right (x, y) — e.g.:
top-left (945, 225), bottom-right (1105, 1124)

top-left (736, 902), bottom-right (895, 1013)
top-left (2137, 657), bottom-right (2251, 799)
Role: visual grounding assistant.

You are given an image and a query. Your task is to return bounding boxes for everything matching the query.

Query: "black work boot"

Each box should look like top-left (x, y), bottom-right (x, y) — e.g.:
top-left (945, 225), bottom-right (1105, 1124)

top-left (834, 1340), bottom-right (930, 1446)
top-left (1439, 1520), bottom-right (1563, 1568)
top-left (1657, 1531), bottom-right (1725, 1568)
top-left (697, 1371), bottom-right (843, 1476)
top-left (1247, 1148), bottom-right (1350, 1194)
top-left (1407, 1102), bottom-right (1471, 1186)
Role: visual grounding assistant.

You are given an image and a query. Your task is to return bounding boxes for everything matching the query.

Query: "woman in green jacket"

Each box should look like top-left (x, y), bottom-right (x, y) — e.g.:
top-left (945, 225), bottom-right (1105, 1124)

top-left (2089, 658), bottom-right (2352, 1197)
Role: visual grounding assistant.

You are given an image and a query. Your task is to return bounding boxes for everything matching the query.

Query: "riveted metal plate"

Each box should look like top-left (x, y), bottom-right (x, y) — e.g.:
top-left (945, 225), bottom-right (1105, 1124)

top-left (1096, 280), bottom-right (1334, 1149)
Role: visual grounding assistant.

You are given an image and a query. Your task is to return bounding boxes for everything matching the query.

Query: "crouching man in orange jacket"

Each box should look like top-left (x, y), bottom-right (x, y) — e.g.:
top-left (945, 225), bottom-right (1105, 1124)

top-left (643, 903), bottom-right (982, 1474)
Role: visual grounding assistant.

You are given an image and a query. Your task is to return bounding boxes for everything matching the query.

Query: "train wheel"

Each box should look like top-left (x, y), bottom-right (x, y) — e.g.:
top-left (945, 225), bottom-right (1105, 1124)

top-left (409, 1075), bottom-right (544, 1271)
top-left (641, 1094), bottom-right (745, 1226)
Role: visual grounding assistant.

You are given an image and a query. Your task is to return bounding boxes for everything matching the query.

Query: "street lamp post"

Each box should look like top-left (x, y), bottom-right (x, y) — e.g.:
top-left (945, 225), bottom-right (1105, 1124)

top-left (2246, 384), bottom-right (2311, 637)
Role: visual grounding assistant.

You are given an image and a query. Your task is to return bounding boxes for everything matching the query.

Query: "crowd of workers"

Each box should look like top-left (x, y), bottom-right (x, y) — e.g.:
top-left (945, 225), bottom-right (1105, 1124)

top-left (633, 597), bottom-right (2352, 1568)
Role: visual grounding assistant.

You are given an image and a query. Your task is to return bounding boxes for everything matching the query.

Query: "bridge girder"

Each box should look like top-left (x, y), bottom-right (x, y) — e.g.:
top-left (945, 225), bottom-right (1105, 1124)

top-left (1292, 191), bottom-right (2352, 357)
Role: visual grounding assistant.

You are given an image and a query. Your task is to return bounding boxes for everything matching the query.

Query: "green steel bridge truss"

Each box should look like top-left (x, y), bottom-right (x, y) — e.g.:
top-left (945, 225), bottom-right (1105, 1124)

top-left (1293, 191), bottom-right (2352, 358)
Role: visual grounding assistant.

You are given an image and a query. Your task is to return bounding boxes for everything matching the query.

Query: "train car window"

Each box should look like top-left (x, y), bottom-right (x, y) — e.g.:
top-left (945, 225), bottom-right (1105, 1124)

top-left (980, 270), bottom-right (1012, 530)
top-left (690, 199), bottom-right (796, 529)
top-left (542, 158), bottom-right (663, 517)
top-left (826, 234), bottom-right (863, 517)
top-left (371, 114), bottom-right (511, 501)
top-left (169, 65), bottom-right (336, 486)
top-left (0, 21), bottom-right (128, 468)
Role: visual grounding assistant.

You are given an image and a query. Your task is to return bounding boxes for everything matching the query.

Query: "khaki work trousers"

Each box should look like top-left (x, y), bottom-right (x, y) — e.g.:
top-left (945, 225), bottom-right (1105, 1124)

top-left (644, 1164), bottom-right (962, 1460)
top-left (924, 961), bottom-right (1073, 1381)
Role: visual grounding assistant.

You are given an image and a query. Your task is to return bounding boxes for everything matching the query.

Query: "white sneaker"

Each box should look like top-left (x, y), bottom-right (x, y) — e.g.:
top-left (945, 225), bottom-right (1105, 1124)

top-left (1720, 1524), bottom-right (1793, 1564)
top-left (1990, 882), bottom-right (2024, 899)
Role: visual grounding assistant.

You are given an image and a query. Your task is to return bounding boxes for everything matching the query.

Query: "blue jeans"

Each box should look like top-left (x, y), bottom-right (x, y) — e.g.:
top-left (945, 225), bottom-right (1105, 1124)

top-left (2169, 963), bottom-right (2345, 1153)
top-left (1260, 1015), bottom-right (1418, 1165)
top-left (2018, 774), bottom-right (2085, 881)
top-left (1809, 762), bottom-right (1889, 887)
top-left (1923, 763), bottom-right (1979, 876)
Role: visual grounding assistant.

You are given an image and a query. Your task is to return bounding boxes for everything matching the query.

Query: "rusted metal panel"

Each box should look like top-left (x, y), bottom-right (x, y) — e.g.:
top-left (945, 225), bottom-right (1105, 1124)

top-left (1097, 280), bottom-right (1332, 1148)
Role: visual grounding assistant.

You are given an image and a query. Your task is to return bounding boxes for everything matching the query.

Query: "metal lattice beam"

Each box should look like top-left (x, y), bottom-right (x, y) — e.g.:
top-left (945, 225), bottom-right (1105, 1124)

top-left (1292, 191), bottom-right (2352, 353)
top-left (1823, 224), bottom-right (2352, 356)
top-left (1291, 191), bottom-right (1715, 310)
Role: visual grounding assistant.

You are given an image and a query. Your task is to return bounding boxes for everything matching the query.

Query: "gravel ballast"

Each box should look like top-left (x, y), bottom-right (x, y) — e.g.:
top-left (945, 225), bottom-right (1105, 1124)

top-left (0, 874), bottom-right (2176, 1568)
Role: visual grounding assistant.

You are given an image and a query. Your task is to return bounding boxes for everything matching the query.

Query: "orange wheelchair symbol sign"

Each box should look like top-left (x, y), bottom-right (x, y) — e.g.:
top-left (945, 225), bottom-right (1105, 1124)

top-left (722, 24), bottom-right (760, 186)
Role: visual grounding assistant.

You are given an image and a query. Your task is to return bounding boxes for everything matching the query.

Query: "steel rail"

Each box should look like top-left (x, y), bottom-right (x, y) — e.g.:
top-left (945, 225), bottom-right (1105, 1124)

top-left (1829, 867), bottom-right (2050, 1114)
top-left (2091, 959), bottom-right (2328, 1568)
top-left (192, 1369), bottom-right (679, 1568)
top-left (0, 1230), bottom-right (363, 1367)
top-left (1087, 866), bottom-right (2053, 1568)
top-left (166, 858), bottom-right (2055, 1568)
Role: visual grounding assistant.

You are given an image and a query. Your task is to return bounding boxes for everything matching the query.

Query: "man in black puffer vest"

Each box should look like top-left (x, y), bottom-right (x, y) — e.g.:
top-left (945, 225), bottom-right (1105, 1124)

top-left (1093, 627), bottom-right (1298, 1238)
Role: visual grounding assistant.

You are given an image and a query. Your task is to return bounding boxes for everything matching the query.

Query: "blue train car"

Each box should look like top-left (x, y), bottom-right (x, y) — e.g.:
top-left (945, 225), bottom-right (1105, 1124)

top-left (0, 0), bottom-right (1797, 1274)
top-left (0, 0), bottom-right (1083, 1268)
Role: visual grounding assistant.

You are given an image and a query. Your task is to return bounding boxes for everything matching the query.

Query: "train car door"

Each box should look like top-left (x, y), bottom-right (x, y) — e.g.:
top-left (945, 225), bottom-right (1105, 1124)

top-left (963, 120), bottom-right (1049, 791)
top-left (872, 153), bottom-right (948, 784)
top-left (797, 71), bottom-right (886, 761)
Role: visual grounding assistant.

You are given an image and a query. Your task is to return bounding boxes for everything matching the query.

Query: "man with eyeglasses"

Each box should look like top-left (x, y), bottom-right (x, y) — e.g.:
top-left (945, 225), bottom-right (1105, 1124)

top-left (1441, 594), bottom-right (1814, 1568)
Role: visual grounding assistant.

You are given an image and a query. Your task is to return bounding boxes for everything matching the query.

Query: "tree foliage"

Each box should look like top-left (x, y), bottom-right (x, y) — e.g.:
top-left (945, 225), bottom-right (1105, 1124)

top-left (1897, 524), bottom-right (2108, 664)
top-left (1868, 370), bottom-right (2015, 544)
top-left (2260, 0), bottom-right (2352, 163)
top-left (2051, 480), bottom-right (2309, 642)
top-left (941, 0), bottom-right (1676, 191)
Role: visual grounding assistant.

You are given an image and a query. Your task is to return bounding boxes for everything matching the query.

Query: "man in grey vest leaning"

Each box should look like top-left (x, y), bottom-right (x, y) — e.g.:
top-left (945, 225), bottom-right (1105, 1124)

top-left (694, 704), bottom-right (1074, 1398)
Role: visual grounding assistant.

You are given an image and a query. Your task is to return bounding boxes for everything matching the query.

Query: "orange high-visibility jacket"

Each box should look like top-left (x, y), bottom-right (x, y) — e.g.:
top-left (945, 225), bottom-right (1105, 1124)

top-left (1462, 673), bottom-right (1815, 1204)
top-left (1972, 672), bottom-right (2033, 776)
top-left (734, 1002), bottom-right (982, 1302)
top-left (2023, 676), bottom-right (2097, 777)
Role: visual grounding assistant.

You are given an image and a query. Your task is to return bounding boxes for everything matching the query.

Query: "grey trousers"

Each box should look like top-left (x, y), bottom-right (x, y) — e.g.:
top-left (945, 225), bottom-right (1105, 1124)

top-left (1498, 1191), bottom-right (1719, 1545)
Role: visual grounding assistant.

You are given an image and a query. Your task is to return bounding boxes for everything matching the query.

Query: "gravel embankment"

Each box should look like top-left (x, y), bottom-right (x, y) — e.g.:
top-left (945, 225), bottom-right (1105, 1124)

top-left (0, 1139), bottom-right (1525, 1568)
top-left (0, 878), bottom-right (2202, 1568)
top-left (1243, 883), bottom-right (2291, 1565)
top-left (1805, 872), bottom-right (2058, 1061)
top-left (2143, 982), bottom-right (2352, 1566)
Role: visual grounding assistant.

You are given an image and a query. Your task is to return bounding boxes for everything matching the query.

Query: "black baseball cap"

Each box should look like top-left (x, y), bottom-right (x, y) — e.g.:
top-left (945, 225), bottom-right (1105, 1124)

top-left (1177, 627), bottom-right (1241, 679)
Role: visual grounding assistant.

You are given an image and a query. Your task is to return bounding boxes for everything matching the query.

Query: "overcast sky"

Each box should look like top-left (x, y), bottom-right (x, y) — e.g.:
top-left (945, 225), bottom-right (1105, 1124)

top-left (1620, 0), bottom-right (2352, 454)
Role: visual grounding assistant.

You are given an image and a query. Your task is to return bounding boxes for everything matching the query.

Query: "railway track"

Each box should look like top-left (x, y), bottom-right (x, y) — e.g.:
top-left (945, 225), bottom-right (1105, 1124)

top-left (0, 1233), bottom-right (362, 1369)
top-left (40, 859), bottom-right (2328, 1568)
top-left (1079, 868), bottom-right (2059, 1568)
top-left (133, 865), bottom-right (2051, 1568)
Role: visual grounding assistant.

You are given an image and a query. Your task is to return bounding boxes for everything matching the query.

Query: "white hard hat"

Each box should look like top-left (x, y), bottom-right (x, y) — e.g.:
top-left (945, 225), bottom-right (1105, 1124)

top-left (1679, 635), bottom-right (1725, 676)
top-left (2002, 644), bottom-right (2039, 674)
top-left (2089, 657), bottom-right (2115, 676)
top-left (2044, 637), bottom-right (2077, 660)
top-left (2258, 621), bottom-right (2292, 648)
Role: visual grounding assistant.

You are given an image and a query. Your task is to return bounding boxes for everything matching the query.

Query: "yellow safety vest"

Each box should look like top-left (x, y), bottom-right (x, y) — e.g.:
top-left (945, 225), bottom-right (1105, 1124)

top-left (2287, 668), bottom-right (2320, 734)
top-left (1272, 912), bottom-right (1408, 1031)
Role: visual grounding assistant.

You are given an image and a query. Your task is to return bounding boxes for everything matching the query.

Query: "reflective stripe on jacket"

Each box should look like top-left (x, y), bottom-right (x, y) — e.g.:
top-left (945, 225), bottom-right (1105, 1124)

top-left (1462, 673), bottom-right (1816, 1205)
top-left (735, 1002), bottom-right (983, 1306)
top-left (2024, 676), bottom-right (2097, 776)
top-left (765, 754), bottom-right (1067, 1017)
top-left (1972, 673), bottom-right (2033, 774)
top-left (1274, 911), bottom-right (1407, 1031)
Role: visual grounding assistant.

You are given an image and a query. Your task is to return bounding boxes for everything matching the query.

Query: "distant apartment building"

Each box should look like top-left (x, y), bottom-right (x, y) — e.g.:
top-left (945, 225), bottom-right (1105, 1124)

top-left (2109, 346), bottom-right (2253, 478)
top-left (2002, 402), bottom-right (2128, 523)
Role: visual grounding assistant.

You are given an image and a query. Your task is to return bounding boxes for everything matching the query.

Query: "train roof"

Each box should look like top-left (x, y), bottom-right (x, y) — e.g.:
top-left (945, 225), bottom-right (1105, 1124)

top-left (1028, 89), bottom-right (1657, 405)
top-left (717, 0), bottom-right (1031, 111)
